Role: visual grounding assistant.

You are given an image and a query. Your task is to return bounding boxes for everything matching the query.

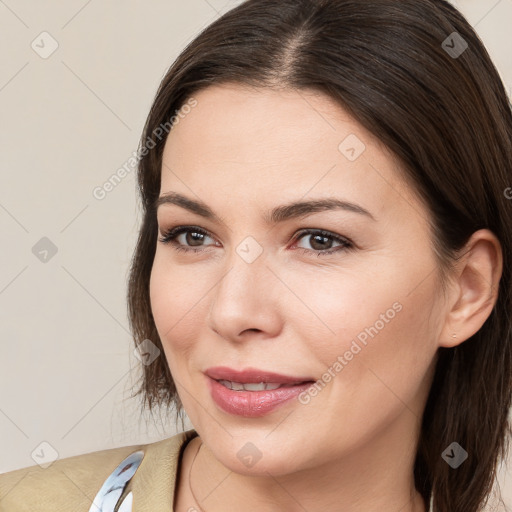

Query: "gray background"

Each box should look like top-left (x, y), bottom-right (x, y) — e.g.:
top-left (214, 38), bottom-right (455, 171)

top-left (1, 0), bottom-right (511, 507)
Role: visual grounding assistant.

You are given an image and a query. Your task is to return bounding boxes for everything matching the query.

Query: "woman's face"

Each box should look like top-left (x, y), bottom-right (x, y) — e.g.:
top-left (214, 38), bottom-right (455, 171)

top-left (150, 83), bottom-right (444, 476)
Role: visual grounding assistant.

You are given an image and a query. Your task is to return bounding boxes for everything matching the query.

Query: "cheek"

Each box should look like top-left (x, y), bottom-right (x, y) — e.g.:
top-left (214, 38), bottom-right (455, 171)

top-left (279, 257), bottom-right (438, 387)
top-left (274, 262), bottom-right (406, 349)
top-left (277, 265), bottom-right (438, 452)
top-left (149, 253), bottom-right (211, 356)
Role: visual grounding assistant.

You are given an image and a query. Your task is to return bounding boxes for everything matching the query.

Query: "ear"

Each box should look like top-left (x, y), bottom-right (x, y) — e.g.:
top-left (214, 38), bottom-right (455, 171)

top-left (439, 229), bottom-right (503, 348)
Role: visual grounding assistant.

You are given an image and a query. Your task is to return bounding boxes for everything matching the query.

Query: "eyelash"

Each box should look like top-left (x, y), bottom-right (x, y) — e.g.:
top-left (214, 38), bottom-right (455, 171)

top-left (158, 225), bottom-right (354, 257)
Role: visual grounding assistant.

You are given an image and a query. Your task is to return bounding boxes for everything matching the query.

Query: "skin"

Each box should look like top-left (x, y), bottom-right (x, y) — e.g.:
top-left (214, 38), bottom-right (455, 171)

top-left (149, 83), bottom-right (503, 512)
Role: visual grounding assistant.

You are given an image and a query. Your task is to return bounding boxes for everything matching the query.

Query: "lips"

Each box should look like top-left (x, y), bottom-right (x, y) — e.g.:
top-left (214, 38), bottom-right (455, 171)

top-left (205, 366), bottom-right (316, 417)
top-left (205, 366), bottom-right (314, 384)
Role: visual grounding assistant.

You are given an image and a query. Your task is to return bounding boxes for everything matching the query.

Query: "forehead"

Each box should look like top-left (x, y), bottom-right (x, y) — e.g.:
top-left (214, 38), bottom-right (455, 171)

top-left (160, 84), bottom-right (425, 225)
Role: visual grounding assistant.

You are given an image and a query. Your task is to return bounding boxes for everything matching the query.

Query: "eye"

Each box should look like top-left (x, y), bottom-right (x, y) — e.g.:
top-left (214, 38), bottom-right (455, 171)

top-left (292, 229), bottom-right (353, 256)
top-left (158, 225), bottom-right (353, 257)
top-left (158, 226), bottom-right (218, 253)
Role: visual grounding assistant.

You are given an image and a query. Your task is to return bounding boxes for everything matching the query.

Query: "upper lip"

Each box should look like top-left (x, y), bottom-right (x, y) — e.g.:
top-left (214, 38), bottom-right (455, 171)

top-left (205, 366), bottom-right (315, 384)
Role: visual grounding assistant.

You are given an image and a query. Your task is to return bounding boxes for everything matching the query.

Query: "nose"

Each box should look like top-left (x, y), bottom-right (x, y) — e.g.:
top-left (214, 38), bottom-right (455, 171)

top-left (206, 243), bottom-right (283, 344)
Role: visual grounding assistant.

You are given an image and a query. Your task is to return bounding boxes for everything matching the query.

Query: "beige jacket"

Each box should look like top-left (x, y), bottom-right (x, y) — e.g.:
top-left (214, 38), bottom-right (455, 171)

top-left (0, 429), bottom-right (198, 511)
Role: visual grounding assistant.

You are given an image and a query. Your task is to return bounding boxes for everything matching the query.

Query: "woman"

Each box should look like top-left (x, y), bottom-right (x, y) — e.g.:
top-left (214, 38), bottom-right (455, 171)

top-left (1, 0), bottom-right (511, 511)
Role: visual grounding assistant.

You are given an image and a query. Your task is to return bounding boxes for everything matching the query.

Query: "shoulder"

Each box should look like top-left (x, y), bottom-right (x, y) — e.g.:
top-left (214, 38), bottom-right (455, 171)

top-left (0, 429), bottom-right (198, 512)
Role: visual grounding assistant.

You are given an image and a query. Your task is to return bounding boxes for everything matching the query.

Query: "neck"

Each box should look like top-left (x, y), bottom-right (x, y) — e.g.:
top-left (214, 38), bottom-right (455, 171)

top-left (187, 407), bottom-right (426, 512)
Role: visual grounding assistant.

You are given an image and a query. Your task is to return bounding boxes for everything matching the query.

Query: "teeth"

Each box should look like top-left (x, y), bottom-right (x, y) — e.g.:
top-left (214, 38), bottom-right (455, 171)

top-left (244, 382), bottom-right (281, 391)
top-left (218, 380), bottom-right (283, 391)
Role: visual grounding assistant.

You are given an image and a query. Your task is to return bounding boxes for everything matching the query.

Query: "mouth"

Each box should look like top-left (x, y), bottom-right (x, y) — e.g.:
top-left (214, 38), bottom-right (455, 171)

top-left (205, 366), bottom-right (316, 417)
top-left (216, 380), bottom-right (309, 391)
top-left (205, 366), bottom-right (315, 385)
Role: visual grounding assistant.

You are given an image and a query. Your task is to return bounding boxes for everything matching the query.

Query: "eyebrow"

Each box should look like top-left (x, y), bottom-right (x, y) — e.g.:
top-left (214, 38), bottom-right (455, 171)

top-left (155, 192), bottom-right (376, 224)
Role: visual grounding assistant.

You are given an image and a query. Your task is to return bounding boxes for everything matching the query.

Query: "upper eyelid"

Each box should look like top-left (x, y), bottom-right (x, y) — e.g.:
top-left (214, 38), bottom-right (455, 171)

top-left (158, 225), bottom-right (352, 247)
top-left (158, 225), bottom-right (216, 244)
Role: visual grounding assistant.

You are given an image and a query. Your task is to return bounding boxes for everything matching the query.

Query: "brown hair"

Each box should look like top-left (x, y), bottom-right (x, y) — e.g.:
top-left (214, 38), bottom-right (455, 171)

top-left (127, 1), bottom-right (512, 510)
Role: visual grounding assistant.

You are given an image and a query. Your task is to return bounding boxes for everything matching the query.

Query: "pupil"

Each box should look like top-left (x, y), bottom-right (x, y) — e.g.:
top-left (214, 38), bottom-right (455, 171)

top-left (311, 234), bottom-right (330, 250)
top-left (187, 232), bottom-right (204, 246)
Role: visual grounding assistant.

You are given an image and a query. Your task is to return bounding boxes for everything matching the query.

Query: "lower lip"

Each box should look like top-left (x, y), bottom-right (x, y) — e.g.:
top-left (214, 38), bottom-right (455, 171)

top-left (207, 377), bottom-right (314, 417)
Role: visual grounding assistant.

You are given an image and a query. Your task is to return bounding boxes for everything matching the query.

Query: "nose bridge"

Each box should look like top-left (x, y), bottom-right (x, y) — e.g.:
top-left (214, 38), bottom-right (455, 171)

top-left (207, 233), bottom-right (279, 337)
top-left (214, 234), bottom-right (268, 307)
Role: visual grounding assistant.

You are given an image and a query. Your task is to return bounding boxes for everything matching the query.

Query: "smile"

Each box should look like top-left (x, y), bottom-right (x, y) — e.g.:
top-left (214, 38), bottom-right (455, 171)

top-left (205, 367), bottom-right (315, 417)
top-left (217, 380), bottom-right (305, 391)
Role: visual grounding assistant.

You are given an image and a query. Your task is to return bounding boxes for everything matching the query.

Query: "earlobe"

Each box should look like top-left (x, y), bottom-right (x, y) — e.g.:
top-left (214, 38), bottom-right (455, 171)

top-left (439, 229), bottom-right (503, 348)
